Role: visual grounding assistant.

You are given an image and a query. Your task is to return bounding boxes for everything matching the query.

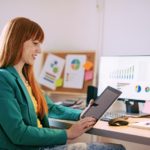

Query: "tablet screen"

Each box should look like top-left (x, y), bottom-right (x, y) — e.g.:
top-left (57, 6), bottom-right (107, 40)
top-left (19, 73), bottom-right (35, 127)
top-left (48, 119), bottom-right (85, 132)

top-left (82, 86), bottom-right (122, 120)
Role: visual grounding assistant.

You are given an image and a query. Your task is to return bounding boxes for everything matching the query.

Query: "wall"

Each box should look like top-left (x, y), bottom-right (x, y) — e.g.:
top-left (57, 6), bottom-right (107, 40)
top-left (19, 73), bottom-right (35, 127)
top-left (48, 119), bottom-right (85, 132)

top-left (0, 0), bottom-right (100, 51)
top-left (101, 0), bottom-right (150, 56)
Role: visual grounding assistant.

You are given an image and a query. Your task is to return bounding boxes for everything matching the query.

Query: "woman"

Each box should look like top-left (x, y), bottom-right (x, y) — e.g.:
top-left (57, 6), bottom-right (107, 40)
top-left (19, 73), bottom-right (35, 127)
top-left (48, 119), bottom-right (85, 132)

top-left (0, 17), bottom-right (126, 150)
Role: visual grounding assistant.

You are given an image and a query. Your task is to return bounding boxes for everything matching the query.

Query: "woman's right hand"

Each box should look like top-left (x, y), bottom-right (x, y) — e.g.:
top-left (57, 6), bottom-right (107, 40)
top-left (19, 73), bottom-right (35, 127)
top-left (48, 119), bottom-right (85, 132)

top-left (66, 117), bottom-right (96, 140)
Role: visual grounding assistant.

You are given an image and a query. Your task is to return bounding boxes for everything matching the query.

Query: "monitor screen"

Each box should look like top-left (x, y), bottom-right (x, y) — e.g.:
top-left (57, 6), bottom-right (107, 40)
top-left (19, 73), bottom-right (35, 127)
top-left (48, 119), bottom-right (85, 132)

top-left (98, 56), bottom-right (150, 102)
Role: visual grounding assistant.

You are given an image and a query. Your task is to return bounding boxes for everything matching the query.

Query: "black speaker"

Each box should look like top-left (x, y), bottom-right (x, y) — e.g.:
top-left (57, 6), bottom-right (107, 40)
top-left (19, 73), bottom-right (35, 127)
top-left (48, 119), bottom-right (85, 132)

top-left (86, 85), bottom-right (98, 106)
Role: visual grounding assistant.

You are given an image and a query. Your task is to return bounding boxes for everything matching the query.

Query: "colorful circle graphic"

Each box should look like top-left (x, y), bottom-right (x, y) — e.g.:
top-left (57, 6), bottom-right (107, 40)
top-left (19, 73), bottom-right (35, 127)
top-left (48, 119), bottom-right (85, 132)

top-left (53, 67), bottom-right (59, 73)
top-left (71, 59), bottom-right (80, 70)
top-left (50, 61), bottom-right (59, 74)
top-left (135, 85), bottom-right (141, 93)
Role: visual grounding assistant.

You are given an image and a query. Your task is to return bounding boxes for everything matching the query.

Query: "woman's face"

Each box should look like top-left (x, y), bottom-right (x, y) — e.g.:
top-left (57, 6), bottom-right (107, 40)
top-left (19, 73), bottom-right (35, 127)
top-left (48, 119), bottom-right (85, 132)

top-left (21, 39), bottom-right (41, 65)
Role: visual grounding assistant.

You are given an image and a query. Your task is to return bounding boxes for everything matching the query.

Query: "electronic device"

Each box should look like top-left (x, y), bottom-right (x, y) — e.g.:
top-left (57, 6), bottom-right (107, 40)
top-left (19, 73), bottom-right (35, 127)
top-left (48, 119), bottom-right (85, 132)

top-left (101, 111), bottom-right (150, 122)
top-left (98, 56), bottom-right (150, 113)
top-left (101, 111), bottom-right (127, 121)
top-left (86, 85), bottom-right (98, 106)
top-left (62, 100), bottom-right (77, 107)
top-left (108, 117), bottom-right (129, 126)
top-left (81, 86), bottom-right (122, 120)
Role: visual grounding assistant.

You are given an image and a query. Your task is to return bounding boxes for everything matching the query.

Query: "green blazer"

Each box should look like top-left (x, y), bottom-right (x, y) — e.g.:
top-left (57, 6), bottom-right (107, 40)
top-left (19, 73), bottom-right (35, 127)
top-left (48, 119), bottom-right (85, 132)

top-left (0, 67), bottom-right (82, 150)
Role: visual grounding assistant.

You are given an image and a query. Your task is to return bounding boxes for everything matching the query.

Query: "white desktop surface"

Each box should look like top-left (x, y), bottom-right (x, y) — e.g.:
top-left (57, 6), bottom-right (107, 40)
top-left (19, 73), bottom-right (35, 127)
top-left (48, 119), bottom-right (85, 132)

top-left (90, 118), bottom-right (150, 145)
top-left (48, 117), bottom-right (150, 146)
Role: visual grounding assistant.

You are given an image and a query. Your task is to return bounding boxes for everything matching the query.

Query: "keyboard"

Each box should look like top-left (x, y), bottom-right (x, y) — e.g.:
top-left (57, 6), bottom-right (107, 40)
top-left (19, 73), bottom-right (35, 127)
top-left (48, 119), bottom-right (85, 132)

top-left (101, 111), bottom-right (150, 122)
top-left (101, 111), bottom-right (126, 121)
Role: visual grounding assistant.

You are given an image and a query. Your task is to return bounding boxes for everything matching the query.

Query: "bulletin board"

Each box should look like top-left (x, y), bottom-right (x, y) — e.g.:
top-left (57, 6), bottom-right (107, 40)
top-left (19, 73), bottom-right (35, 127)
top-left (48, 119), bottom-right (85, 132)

top-left (39, 51), bottom-right (96, 95)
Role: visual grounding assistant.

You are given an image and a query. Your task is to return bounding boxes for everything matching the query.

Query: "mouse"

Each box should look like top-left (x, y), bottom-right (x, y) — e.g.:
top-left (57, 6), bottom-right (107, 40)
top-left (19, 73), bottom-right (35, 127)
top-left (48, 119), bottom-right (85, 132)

top-left (108, 117), bottom-right (129, 126)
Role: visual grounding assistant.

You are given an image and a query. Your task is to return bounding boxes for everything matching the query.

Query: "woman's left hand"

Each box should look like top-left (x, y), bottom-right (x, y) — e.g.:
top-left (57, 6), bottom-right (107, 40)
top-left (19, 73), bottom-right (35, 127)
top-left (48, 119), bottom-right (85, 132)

top-left (80, 99), bottom-right (95, 119)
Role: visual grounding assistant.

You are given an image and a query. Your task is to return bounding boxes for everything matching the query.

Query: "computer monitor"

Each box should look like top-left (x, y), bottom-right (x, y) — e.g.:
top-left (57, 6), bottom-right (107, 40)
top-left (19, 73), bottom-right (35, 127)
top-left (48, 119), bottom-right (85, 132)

top-left (98, 56), bottom-right (150, 113)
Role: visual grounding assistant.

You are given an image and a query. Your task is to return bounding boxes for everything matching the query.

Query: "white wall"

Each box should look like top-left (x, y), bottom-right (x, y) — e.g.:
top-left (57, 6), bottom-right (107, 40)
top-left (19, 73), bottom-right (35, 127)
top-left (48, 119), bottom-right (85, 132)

top-left (102, 0), bottom-right (150, 56)
top-left (0, 0), bottom-right (100, 51)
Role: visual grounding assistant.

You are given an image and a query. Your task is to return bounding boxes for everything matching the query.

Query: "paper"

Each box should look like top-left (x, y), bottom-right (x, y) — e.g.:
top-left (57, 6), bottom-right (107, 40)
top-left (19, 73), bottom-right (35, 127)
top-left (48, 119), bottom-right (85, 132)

top-left (84, 61), bottom-right (93, 71)
top-left (85, 70), bottom-right (93, 81)
top-left (55, 78), bottom-right (63, 87)
top-left (39, 54), bottom-right (65, 90)
top-left (142, 101), bottom-right (150, 113)
top-left (129, 121), bottom-right (150, 130)
top-left (63, 54), bottom-right (87, 89)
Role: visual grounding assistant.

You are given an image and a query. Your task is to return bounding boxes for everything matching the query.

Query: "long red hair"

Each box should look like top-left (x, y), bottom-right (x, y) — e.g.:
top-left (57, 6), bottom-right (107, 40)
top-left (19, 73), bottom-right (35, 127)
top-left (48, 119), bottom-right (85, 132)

top-left (0, 17), bottom-right (48, 119)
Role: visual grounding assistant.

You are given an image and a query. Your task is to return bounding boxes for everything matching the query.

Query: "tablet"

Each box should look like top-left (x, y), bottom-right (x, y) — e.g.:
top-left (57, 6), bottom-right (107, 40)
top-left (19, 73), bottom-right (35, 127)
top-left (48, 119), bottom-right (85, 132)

top-left (81, 86), bottom-right (122, 120)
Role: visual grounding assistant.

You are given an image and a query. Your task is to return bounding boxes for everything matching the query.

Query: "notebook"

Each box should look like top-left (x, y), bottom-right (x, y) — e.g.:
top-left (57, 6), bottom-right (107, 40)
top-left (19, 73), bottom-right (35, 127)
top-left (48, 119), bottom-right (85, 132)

top-left (81, 86), bottom-right (122, 120)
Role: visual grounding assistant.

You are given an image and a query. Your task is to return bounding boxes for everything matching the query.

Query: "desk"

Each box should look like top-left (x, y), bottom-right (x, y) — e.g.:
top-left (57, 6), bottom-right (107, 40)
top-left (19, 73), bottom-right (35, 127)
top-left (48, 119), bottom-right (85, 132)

top-left (48, 118), bottom-right (150, 146)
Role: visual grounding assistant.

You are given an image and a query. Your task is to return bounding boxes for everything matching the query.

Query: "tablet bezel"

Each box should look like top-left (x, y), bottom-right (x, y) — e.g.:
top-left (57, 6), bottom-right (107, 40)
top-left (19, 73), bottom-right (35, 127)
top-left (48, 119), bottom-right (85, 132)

top-left (81, 86), bottom-right (122, 120)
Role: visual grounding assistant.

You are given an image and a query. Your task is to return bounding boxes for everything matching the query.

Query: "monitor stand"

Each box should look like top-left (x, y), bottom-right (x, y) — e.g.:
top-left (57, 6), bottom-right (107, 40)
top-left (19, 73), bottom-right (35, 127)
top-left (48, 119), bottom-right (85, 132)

top-left (125, 100), bottom-right (139, 114)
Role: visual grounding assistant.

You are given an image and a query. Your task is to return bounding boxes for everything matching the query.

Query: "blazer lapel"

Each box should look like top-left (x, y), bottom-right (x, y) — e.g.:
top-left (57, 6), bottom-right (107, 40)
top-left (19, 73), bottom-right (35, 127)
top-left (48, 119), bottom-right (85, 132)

top-left (6, 67), bottom-right (37, 126)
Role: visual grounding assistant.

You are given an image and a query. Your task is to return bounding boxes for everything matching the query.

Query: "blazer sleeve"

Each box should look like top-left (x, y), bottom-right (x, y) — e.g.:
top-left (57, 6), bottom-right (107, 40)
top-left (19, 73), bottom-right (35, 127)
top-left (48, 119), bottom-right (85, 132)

top-left (45, 95), bottom-right (82, 121)
top-left (0, 71), bottom-right (67, 146)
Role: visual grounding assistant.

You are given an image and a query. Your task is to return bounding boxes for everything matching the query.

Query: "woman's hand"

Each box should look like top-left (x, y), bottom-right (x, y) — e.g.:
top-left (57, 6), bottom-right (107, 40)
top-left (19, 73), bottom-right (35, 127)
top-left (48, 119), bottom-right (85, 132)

top-left (80, 99), bottom-right (95, 119)
top-left (66, 117), bottom-right (96, 140)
